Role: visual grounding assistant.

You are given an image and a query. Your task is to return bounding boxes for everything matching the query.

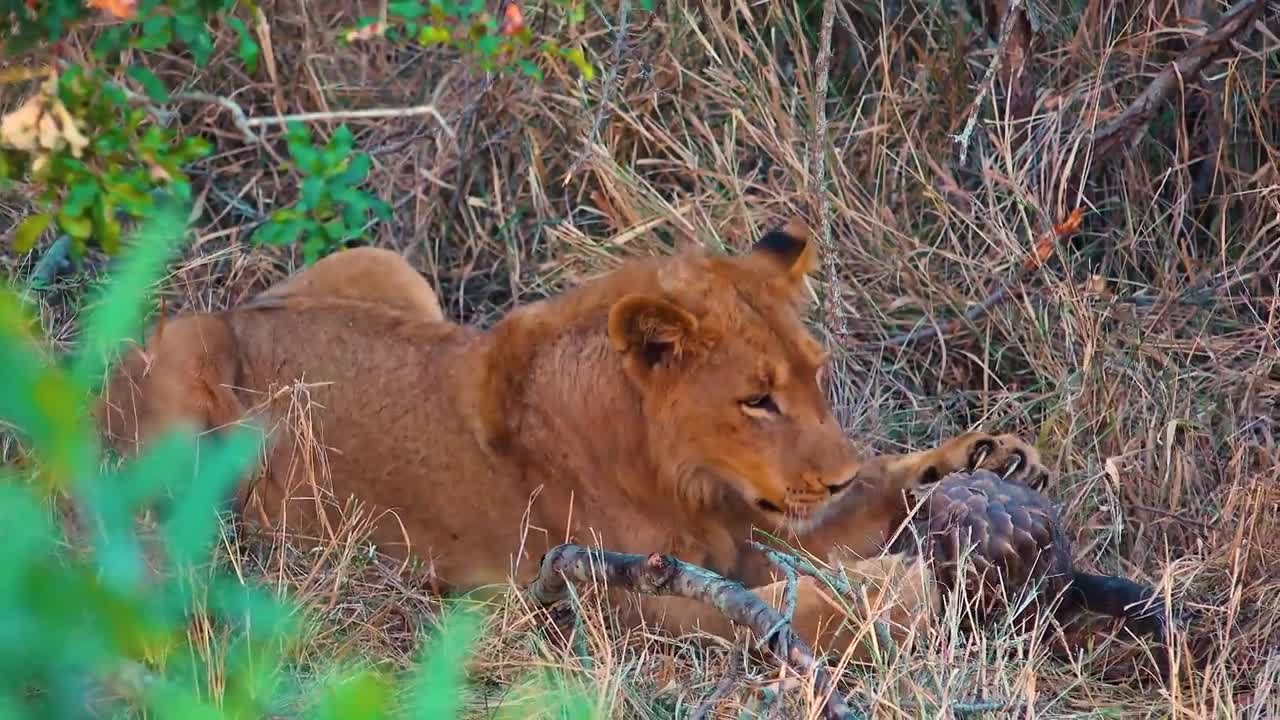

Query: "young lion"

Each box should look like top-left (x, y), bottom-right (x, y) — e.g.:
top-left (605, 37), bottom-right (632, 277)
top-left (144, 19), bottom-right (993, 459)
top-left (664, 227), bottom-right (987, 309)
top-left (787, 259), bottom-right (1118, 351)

top-left (98, 228), bottom-right (1045, 660)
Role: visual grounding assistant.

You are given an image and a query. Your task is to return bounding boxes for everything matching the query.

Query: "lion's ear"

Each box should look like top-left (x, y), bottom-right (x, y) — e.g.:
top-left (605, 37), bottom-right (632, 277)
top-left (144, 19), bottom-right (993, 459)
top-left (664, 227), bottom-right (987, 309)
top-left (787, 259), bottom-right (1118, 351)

top-left (752, 218), bottom-right (817, 280)
top-left (607, 294), bottom-right (699, 370)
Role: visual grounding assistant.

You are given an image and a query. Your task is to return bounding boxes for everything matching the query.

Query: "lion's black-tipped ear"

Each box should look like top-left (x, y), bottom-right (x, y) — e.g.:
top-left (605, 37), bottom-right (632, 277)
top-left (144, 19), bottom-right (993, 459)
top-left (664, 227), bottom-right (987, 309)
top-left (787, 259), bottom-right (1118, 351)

top-left (752, 218), bottom-right (817, 279)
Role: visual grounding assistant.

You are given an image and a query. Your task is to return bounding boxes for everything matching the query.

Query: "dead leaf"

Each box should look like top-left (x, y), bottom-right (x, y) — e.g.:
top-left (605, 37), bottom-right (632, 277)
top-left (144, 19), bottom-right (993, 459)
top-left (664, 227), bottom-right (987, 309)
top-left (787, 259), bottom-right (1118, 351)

top-left (0, 76), bottom-right (90, 161)
top-left (1023, 207), bottom-right (1084, 270)
top-left (344, 21), bottom-right (387, 42)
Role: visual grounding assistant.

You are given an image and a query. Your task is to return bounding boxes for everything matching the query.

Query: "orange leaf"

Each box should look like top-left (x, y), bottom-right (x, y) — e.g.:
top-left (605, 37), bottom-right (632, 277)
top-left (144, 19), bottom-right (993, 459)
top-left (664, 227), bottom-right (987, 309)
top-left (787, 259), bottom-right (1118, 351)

top-left (87, 0), bottom-right (137, 20)
top-left (1023, 208), bottom-right (1084, 271)
top-left (1053, 207), bottom-right (1084, 237)
top-left (499, 3), bottom-right (525, 36)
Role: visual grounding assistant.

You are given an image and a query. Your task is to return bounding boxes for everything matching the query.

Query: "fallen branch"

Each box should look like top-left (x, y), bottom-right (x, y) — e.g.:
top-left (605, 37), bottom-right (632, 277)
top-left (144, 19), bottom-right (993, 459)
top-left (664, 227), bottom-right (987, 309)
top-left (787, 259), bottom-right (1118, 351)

top-left (1086, 0), bottom-right (1265, 161)
top-left (871, 0), bottom-right (1262, 350)
top-left (528, 544), bottom-right (860, 720)
top-left (749, 541), bottom-right (900, 665)
top-left (243, 105), bottom-right (454, 137)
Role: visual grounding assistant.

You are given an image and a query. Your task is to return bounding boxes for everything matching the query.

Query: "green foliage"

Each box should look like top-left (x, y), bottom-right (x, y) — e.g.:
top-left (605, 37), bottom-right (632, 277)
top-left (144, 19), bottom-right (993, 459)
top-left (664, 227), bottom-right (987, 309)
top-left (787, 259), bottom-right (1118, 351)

top-left (349, 0), bottom-right (597, 81)
top-left (0, 207), bottom-right (599, 719)
top-left (4, 66), bottom-right (210, 258)
top-left (251, 123), bottom-right (392, 265)
top-left (3, 0), bottom-right (601, 267)
top-left (1, 0), bottom-right (243, 259)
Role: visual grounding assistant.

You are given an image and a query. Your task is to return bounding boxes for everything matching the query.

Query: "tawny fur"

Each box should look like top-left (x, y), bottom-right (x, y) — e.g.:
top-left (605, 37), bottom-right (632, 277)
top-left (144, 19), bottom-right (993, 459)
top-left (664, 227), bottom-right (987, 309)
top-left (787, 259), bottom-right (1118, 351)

top-left (97, 238), bottom-right (1047, 662)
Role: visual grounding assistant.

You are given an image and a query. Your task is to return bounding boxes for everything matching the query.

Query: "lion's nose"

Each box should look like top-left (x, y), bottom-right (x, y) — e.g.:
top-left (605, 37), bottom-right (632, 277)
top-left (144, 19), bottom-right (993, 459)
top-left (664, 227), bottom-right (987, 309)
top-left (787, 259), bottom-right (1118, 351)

top-left (827, 476), bottom-right (855, 494)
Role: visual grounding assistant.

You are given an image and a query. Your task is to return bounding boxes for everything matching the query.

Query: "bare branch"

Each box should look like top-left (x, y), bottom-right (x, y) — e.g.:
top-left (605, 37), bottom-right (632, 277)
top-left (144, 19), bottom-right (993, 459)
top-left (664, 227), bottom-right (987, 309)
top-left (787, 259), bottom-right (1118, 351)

top-left (528, 544), bottom-right (860, 720)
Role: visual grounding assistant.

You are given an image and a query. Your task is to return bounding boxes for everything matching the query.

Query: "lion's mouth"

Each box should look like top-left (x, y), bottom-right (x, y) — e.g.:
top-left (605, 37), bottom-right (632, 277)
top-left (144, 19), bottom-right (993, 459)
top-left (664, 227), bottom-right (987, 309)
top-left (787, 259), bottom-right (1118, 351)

top-left (755, 498), bottom-right (785, 514)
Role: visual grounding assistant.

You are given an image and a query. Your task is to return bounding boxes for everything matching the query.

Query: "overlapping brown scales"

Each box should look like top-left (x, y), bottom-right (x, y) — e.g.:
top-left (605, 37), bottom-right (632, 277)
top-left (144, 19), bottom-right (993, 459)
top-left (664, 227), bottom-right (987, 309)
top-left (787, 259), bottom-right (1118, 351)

top-left (919, 469), bottom-right (1074, 627)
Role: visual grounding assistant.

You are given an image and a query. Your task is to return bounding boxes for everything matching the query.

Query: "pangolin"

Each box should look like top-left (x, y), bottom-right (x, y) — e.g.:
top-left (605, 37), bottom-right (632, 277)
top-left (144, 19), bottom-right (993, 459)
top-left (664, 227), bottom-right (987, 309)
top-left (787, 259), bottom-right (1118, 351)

top-left (897, 469), bottom-right (1167, 640)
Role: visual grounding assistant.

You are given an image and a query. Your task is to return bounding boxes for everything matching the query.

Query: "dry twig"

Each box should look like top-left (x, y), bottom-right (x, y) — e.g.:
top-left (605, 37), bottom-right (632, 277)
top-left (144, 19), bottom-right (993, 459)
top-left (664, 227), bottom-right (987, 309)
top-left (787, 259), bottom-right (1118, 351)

top-left (528, 544), bottom-right (860, 720)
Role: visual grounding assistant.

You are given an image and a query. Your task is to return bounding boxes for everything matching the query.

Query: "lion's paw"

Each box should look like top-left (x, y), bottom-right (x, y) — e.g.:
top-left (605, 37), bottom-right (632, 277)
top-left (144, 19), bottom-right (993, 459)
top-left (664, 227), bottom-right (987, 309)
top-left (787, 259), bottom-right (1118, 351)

top-left (930, 432), bottom-right (1051, 490)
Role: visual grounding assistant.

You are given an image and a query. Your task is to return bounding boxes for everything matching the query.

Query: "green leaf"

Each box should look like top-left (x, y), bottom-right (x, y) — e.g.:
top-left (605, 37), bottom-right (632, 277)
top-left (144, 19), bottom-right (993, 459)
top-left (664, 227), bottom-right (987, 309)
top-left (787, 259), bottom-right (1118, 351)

top-left (13, 213), bottom-right (52, 253)
top-left (302, 235), bottom-right (325, 265)
top-left (63, 178), bottom-right (100, 216)
top-left (254, 216), bottom-right (307, 247)
top-left (517, 59), bottom-right (543, 82)
top-left (562, 47), bottom-right (595, 80)
top-left (86, 429), bottom-right (200, 591)
top-left (334, 153), bottom-right (371, 185)
top-left (388, 0), bottom-right (429, 19)
top-left (300, 177), bottom-right (325, 211)
top-left (136, 15), bottom-right (173, 50)
top-left (227, 17), bottom-right (261, 74)
top-left (475, 33), bottom-right (500, 57)
top-left (93, 195), bottom-right (123, 255)
top-left (126, 66), bottom-right (171, 103)
top-left (161, 425), bottom-right (264, 567)
top-left (312, 670), bottom-right (393, 720)
top-left (174, 14), bottom-right (215, 65)
top-left (417, 25), bottom-right (451, 46)
top-left (410, 606), bottom-right (484, 719)
top-left (330, 125), bottom-right (355, 158)
top-left (70, 199), bottom-right (189, 393)
top-left (56, 208), bottom-right (93, 241)
top-left (0, 290), bottom-right (96, 488)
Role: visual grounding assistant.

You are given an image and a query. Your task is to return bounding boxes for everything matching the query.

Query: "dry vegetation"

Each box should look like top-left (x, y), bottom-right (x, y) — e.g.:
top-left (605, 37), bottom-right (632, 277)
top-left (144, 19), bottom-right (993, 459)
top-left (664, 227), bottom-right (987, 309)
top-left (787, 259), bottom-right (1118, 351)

top-left (3, 0), bottom-right (1279, 717)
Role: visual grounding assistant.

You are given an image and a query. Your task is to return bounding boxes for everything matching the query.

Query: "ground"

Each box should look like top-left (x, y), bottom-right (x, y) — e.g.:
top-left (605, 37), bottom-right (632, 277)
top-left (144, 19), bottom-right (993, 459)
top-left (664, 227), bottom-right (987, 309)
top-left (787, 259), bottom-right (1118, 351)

top-left (2, 0), bottom-right (1278, 717)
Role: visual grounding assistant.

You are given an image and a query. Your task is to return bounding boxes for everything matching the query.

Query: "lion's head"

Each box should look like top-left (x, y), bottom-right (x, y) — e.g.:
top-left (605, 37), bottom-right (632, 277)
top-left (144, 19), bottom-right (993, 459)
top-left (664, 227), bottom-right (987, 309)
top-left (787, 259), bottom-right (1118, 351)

top-left (606, 221), bottom-right (863, 533)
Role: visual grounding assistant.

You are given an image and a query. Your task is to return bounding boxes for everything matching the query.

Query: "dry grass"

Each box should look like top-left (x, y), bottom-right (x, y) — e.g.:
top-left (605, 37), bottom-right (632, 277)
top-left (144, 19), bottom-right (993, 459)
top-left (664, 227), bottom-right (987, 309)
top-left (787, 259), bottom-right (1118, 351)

top-left (3, 0), bottom-right (1278, 717)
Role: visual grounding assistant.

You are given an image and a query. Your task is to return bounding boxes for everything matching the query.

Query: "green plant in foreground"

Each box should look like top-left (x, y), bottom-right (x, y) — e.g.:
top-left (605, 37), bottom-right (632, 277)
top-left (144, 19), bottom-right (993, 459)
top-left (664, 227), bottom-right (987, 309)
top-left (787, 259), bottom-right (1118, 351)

top-left (0, 203), bottom-right (597, 718)
top-left (252, 122), bottom-right (392, 265)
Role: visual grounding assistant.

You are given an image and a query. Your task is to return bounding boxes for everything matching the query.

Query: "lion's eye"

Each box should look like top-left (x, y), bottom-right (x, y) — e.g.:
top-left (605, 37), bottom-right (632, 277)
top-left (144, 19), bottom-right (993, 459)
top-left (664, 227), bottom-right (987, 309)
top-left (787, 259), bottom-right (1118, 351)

top-left (741, 394), bottom-right (779, 414)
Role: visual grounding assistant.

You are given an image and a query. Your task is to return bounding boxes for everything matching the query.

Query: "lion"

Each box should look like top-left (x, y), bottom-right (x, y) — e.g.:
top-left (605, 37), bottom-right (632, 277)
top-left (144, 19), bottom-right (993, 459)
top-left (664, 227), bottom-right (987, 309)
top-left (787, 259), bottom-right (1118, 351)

top-left (97, 227), bottom-right (1046, 662)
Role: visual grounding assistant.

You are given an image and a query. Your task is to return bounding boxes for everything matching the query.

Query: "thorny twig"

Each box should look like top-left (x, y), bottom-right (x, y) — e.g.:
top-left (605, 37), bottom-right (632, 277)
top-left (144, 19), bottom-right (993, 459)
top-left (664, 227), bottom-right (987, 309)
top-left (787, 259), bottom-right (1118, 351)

top-left (810, 0), bottom-right (842, 338)
top-left (749, 541), bottom-right (899, 665)
top-left (952, 0), bottom-right (1026, 163)
top-left (563, 0), bottom-right (631, 183)
top-left (528, 544), bottom-right (861, 720)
